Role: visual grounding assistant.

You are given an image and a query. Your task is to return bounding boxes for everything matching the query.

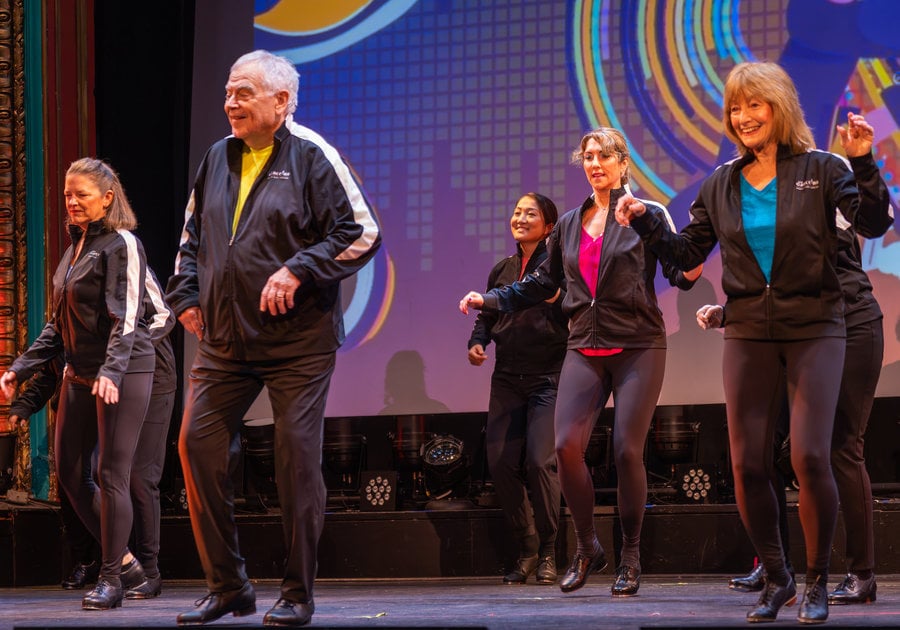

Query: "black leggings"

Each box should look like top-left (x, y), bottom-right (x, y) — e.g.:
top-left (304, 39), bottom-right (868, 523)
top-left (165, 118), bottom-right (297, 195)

top-left (129, 386), bottom-right (175, 576)
top-left (724, 337), bottom-right (843, 583)
top-left (554, 348), bottom-right (665, 569)
top-left (832, 319), bottom-right (883, 573)
top-left (55, 371), bottom-right (153, 583)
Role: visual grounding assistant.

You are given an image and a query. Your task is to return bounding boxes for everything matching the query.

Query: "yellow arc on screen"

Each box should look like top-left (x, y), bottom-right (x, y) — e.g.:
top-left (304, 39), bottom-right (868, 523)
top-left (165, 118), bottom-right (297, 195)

top-left (255, 0), bottom-right (373, 33)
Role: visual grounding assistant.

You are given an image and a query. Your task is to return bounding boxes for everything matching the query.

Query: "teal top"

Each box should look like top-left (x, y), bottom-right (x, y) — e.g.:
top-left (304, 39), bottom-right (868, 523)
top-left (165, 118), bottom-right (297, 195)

top-left (740, 174), bottom-right (777, 283)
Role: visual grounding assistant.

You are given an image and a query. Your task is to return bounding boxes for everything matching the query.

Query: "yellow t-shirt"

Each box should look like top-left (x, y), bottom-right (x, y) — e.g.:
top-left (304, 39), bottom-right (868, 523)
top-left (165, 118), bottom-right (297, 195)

top-left (232, 144), bottom-right (274, 235)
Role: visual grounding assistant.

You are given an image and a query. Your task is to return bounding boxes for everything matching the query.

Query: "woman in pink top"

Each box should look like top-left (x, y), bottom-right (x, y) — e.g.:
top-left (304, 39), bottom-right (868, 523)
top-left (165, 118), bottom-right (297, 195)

top-left (460, 128), bottom-right (701, 596)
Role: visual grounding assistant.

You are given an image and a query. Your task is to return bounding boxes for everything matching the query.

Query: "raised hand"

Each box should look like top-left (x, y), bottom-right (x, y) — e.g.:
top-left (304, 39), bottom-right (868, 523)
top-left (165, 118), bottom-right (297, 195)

top-left (614, 193), bottom-right (646, 227)
top-left (837, 111), bottom-right (874, 158)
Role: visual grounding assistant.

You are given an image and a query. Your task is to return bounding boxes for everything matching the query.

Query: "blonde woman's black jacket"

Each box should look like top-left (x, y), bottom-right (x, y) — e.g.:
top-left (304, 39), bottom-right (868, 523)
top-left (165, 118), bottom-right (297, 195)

top-left (480, 187), bottom-right (697, 350)
top-left (166, 121), bottom-right (382, 361)
top-left (11, 221), bottom-right (155, 386)
top-left (630, 147), bottom-right (891, 341)
top-left (468, 240), bottom-right (568, 374)
top-left (11, 265), bottom-right (178, 406)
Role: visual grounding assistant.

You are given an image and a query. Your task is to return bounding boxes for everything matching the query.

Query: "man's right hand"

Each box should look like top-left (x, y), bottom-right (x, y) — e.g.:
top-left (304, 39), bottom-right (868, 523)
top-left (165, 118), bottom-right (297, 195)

top-left (178, 306), bottom-right (205, 340)
top-left (468, 344), bottom-right (488, 366)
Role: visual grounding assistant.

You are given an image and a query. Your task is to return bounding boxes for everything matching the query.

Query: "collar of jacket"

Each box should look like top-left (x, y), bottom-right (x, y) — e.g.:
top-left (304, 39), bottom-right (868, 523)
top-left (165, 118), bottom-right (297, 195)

top-left (67, 219), bottom-right (107, 242)
top-left (515, 238), bottom-right (548, 257)
top-left (226, 120), bottom-right (291, 155)
top-left (729, 143), bottom-right (797, 179)
top-left (578, 186), bottom-right (628, 215)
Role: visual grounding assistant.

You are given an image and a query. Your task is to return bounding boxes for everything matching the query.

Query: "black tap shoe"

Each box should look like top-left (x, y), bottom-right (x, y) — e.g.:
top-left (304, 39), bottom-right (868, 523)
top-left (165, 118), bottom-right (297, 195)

top-left (120, 557), bottom-right (146, 591)
top-left (176, 581), bottom-right (257, 626)
top-left (62, 561), bottom-right (99, 590)
top-left (828, 572), bottom-right (876, 605)
top-left (798, 578), bottom-right (828, 624)
top-left (746, 577), bottom-right (797, 623)
top-left (503, 554), bottom-right (540, 584)
top-left (82, 579), bottom-right (124, 610)
top-left (535, 555), bottom-right (557, 584)
top-left (559, 546), bottom-right (607, 593)
top-left (729, 564), bottom-right (766, 592)
top-left (263, 598), bottom-right (314, 627)
top-left (611, 565), bottom-right (641, 597)
top-left (124, 573), bottom-right (162, 599)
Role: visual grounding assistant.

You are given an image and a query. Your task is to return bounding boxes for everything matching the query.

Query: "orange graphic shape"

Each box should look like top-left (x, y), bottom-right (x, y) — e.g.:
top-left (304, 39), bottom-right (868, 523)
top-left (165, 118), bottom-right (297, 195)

top-left (255, 0), bottom-right (373, 34)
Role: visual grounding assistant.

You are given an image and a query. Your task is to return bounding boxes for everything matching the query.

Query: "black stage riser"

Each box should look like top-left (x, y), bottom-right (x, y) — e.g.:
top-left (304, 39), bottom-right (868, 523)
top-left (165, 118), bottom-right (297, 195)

top-left (4, 502), bottom-right (900, 586)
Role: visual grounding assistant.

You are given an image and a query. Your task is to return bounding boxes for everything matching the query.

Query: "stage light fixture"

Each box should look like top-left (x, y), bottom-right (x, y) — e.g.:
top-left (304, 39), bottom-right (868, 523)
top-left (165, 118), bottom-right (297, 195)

top-left (359, 471), bottom-right (397, 511)
top-left (675, 463), bottom-right (717, 503)
top-left (421, 434), bottom-right (469, 501)
top-left (389, 415), bottom-right (428, 505)
top-left (652, 414), bottom-right (700, 465)
top-left (323, 418), bottom-right (367, 509)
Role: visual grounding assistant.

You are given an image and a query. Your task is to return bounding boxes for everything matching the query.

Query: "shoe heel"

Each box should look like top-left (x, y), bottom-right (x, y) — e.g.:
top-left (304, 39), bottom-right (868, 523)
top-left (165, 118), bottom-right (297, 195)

top-left (785, 594), bottom-right (797, 608)
top-left (233, 604), bottom-right (256, 618)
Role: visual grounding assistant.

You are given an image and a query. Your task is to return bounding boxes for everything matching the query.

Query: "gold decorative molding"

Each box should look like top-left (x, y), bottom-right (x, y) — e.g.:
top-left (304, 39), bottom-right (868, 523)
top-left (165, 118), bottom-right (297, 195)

top-left (0, 0), bottom-right (31, 493)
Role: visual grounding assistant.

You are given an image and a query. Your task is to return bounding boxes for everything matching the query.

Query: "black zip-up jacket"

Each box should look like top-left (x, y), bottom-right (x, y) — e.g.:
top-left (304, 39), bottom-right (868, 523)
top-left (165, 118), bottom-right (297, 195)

top-left (10, 267), bottom-right (178, 413)
top-left (468, 240), bottom-right (568, 374)
top-left (144, 266), bottom-right (178, 395)
top-left (630, 148), bottom-right (892, 341)
top-left (11, 222), bottom-right (154, 386)
top-left (837, 203), bottom-right (893, 329)
top-left (166, 121), bottom-right (382, 361)
top-left (481, 187), bottom-right (696, 350)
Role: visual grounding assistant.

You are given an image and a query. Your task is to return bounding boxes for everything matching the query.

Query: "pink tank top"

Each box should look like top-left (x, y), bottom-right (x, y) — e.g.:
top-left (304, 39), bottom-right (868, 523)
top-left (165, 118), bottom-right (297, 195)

top-left (577, 227), bottom-right (622, 357)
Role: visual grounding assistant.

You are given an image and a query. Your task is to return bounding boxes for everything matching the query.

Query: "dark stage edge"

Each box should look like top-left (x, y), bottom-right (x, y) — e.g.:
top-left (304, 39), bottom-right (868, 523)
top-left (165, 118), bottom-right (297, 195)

top-left (6, 498), bottom-right (900, 585)
top-left (1, 577), bottom-right (900, 629)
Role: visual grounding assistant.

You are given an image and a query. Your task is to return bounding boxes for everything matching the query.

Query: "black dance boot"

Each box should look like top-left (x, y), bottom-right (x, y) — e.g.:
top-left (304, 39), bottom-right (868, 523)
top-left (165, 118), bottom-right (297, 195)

top-left (828, 572), bottom-right (876, 605)
top-left (798, 576), bottom-right (828, 624)
top-left (746, 576), bottom-right (796, 622)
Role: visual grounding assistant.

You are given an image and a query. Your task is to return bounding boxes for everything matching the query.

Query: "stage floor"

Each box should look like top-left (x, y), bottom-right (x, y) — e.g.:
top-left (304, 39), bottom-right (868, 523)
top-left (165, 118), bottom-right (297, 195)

top-left (1, 576), bottom-right (898, 629)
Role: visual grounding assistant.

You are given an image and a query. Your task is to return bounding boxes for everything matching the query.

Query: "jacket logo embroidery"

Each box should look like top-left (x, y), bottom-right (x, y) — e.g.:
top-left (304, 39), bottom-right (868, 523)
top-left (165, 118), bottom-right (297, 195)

top-left (86, 250), bottom-right (100, 259)
top-left (268, 170), bottom-right (291, 180)
top-left (795, 179), bottom-right (819, 191)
